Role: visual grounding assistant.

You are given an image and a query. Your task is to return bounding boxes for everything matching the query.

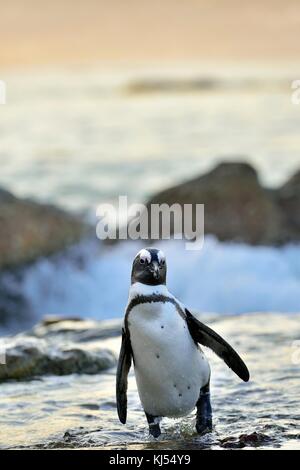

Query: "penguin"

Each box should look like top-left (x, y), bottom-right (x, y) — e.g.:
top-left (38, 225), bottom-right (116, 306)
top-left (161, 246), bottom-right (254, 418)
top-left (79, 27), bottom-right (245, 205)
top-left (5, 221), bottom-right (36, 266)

top-left (116, 248), bottom-right (250, 438)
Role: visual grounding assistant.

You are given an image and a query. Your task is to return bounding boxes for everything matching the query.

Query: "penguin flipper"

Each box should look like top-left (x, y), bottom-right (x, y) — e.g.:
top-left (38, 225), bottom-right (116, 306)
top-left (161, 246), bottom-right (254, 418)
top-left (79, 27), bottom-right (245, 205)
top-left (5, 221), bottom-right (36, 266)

top-left (116, 328), bottom-right (132, 424)
top-left (185, 309), bottom-right (250, 382)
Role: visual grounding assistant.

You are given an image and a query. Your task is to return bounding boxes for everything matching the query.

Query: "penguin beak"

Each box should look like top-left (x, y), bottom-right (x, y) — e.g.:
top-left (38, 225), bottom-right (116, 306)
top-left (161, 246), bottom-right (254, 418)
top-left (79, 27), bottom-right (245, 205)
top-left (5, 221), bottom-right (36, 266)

top-left (150, 261), bottom-right (160, 279)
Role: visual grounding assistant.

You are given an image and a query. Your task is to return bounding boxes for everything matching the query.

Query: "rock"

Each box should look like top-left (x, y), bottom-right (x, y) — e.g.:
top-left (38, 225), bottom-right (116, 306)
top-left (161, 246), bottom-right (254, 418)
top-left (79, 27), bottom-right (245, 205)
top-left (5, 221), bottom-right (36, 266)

top-left (27, 317), bottom-right (123, 343)
top-left (276, 169), bottom-right (300, 240)
top-left (0, 188), bottom-right (15, 203)
top-left (220, 432), bottom-right (272, 448)
top-left (41, 315), bottom-right (84, 326)
top-left (0, 336), bottom-right (116, 381)
top-left (0, 316), bottom-right (120, 382)
top-left (145, 162), bottom-right (285, 245)
top-left (0, 316), bottom-right (121, 381)
top-left (124, 77), bottom-right (218, 94)
top-left (0, 188), bottom-right (91, 327)
top-left (0, 187), bottom-right (89, 270)
top-left (219, 436), bottom-right (246, 449)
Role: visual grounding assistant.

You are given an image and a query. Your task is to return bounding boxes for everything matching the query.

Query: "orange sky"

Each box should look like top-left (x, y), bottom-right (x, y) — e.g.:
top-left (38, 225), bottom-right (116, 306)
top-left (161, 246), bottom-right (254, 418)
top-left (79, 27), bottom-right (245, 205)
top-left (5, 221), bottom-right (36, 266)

top-left (1, 0), bottom-right (300, 67)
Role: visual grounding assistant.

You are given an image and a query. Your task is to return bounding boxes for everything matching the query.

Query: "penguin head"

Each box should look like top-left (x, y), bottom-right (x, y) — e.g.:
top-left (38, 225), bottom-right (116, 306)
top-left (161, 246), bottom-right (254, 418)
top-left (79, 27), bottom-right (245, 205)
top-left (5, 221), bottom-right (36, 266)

top-left (131, 248), bottom-right (167, 286)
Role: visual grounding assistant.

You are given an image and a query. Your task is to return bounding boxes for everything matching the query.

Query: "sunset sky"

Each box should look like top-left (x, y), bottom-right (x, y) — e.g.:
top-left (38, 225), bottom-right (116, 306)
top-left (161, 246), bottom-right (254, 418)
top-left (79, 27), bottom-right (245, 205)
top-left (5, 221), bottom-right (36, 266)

top-left (1, 0), bottom-right (300, 68)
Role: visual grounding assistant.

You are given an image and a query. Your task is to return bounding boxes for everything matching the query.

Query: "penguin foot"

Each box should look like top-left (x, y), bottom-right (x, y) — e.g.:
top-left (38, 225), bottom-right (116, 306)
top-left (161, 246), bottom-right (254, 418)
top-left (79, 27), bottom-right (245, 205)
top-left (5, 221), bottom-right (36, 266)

top-left (149, 423), bottom-right (161, 438)
top-left (196, 418), bottom-right (212, 435)
top-left (145, 412), bottom-right (161, 439)
top-left (196, 383), bottom-right (213, 435)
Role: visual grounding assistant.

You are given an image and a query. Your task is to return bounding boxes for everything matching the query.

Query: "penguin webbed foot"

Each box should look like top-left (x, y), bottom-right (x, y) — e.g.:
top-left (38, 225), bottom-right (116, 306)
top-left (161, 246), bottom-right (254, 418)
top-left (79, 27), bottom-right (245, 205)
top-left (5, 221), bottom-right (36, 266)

top-left (149, 423), bottom-right (161, 438)
top-left (196, 383), bottom-right (213, 435)
top-left (196, 419), bottom-right (212, 435)
top-left (145, 412), bottom-right (161, 438)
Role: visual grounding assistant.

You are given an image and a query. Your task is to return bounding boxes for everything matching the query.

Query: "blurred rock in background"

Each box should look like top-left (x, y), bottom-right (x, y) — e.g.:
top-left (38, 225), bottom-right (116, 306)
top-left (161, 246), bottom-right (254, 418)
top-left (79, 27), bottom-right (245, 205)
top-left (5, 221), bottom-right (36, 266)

top-left (0, 188), bottom-right (88, 270)
top-left (146, 162), bottom-right (300, 245)
top-left (0, 188), bottom-right (90, 326)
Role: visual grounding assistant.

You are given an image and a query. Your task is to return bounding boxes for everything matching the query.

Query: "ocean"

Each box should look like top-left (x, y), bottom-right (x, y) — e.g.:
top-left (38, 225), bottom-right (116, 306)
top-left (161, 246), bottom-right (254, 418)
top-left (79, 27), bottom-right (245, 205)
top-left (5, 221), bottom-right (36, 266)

top-left (1, 67), bottom-right (300, 450)
top-left (1, 65), bottom-right (300, 327)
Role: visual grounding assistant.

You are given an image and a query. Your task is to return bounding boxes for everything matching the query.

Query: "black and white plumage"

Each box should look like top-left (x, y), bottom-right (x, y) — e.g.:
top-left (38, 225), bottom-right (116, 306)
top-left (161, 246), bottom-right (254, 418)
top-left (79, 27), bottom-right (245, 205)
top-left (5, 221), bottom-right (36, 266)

top-left (116, 248), bottom-right (250, 437)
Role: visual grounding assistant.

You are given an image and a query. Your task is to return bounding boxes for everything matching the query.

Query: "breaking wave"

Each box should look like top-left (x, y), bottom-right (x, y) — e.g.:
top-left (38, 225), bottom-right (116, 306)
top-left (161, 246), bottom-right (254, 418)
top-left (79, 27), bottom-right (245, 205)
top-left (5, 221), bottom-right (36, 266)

top-left (16, 236), bottom-right (300, 325)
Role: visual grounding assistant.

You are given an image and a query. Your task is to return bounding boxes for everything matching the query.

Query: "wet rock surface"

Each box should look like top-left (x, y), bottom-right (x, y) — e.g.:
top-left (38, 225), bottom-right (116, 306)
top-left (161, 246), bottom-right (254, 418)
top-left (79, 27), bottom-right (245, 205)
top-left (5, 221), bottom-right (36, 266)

top-left (220, 432), bottom-right (272, 448)
top-left (27, 316), bottom-right (123, 343)
top-left (0, 317), bottom-right (118, 381)
top-left (0, 313), bottom-right (299, 450)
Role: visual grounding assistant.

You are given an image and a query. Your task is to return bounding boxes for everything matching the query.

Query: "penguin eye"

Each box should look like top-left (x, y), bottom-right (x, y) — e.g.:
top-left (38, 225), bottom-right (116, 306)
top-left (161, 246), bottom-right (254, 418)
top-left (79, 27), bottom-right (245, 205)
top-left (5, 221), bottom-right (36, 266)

top-left (137, 249), bottom-right (151, 265)
top-left (161, 259), bottom-right (165, 266)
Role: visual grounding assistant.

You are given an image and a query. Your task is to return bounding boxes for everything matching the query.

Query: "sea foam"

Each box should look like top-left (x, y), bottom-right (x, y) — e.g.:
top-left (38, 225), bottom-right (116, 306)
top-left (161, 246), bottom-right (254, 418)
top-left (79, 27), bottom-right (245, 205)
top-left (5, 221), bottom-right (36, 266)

top-left (19, 236), bottom-right (300, 322)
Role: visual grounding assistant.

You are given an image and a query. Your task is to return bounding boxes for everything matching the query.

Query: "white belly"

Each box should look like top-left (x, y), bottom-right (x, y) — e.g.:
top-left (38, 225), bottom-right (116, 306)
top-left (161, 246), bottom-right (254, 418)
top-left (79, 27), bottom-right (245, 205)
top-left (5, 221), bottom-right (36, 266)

top-left (128, 300), bottom-right (210, 418)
